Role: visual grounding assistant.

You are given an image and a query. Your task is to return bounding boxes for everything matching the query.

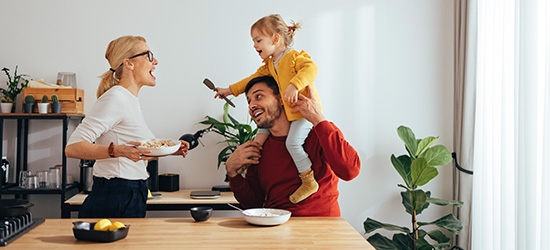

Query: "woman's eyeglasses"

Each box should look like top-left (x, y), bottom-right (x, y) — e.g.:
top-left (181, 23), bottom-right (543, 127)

top-left (128, 50), bottom-right (154, 62)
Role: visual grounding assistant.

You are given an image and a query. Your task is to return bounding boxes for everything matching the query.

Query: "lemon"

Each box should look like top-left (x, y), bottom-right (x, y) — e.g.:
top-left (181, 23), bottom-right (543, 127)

top-left (93, 219), bottom-right (112, 231)
top-left (148, 189), bottom-right (152, 198)
top-left (109, 221), bottom-right (126, 231)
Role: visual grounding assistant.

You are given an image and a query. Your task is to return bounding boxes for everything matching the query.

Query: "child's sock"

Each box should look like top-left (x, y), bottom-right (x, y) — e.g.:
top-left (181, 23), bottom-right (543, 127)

top-left (289, 170), bottom-right (319, 204)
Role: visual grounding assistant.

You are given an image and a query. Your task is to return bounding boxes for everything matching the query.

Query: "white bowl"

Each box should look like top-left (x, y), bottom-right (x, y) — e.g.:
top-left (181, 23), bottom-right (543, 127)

top-left (242, 208), bottom-right (291, 226)
top-left (137, 138), bottom-right (180, 156)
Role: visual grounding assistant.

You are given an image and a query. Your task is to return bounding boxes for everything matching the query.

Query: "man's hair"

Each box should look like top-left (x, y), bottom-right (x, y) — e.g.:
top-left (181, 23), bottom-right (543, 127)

top-left (245, 75), bottom-right (280, 95)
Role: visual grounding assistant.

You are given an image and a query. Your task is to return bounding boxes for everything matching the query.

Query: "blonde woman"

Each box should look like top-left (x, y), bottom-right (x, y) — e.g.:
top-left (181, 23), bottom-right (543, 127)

top-left (66, 35), bottom-right (189, 218)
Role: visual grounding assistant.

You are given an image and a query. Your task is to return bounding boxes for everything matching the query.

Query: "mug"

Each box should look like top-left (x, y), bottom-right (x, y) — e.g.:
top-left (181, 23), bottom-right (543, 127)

top-left (48, 167), bottom-right (61, 189)
top-left (27, 175), bottom-right (38, 189)
top-left (36, 170), bottom-right (48, 188)
top-left (19, 170), bottom-right (32, 188)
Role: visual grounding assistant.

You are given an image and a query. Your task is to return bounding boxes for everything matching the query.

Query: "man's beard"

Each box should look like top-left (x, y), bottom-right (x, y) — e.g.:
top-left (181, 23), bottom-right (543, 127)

top-left (255, 105), bottom-right (282, 129)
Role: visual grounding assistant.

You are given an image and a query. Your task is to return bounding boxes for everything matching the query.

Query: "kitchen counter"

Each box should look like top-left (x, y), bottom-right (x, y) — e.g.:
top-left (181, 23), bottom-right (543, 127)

top-left (7, 217), bottom-right (374, 249)
top-left (62, 190), bottom-right (240, 218)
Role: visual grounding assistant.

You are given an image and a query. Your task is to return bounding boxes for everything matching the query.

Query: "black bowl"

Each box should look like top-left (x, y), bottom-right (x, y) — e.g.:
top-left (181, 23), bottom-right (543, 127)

top-left (190, 206), bottom-right (212, 222)
top-left (72, 221), bottom-right (130, 242)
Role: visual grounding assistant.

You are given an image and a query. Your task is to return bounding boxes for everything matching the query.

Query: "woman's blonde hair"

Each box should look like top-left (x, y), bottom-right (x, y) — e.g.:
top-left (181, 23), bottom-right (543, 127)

top-left (97, 35), bottom-right (146, 98)
top-left (251, 14), bottom-right (301, 47)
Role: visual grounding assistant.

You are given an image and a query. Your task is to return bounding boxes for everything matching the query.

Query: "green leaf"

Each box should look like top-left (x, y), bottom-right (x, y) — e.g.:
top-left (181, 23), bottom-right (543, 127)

top-left (401, 190), bottom-right (429, 216)
top-left (426, 229), bottom-right (450, 244)
top-left (421, 145), bottom-right (452, 167)
top-left (411, 158), bottom-right (438, 187)
top-left (417, 214), bottom-right (463, 235)
top-left (427, 197), bottom-right (464, 207)
top-left (363, 218), bottom-right (411, 234)
top-left (366, 233), bottom-right (400, 250)
top-left (415, 238), bottom-right (435, 250)
top-left (392, 233), bottom-right (415, 250)
top-left (397, 126), bottom-right (418, 158)
top-left (391, 154), bottom-right (412, 188)
top-left (416, 136), bottom-right (438, 156)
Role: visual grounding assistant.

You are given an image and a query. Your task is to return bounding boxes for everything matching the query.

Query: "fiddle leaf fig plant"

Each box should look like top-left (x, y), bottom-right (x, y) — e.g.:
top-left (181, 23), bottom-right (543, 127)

top-left (364, 125), bottom-right (463, 250)
top-left (199, 102), bottom-right (258, 169)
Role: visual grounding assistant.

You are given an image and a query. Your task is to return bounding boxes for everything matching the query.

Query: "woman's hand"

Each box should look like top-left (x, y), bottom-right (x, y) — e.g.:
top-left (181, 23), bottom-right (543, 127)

top-left (119, 141), bottom-right (154, 162)
top-left (172, 140), bottom-right (190, 158)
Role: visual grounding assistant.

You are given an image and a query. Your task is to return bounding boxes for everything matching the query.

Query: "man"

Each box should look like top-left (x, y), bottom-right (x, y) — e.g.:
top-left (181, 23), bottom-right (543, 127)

top-left (225, 75), bottom-right (360, 216)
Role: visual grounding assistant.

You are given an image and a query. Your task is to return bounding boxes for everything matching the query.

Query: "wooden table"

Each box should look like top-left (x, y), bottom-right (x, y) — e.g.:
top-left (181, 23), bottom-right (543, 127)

top-left (62, 190), bottom-right (240, 218)
top-left (7, 217), bottom-right (374, 249)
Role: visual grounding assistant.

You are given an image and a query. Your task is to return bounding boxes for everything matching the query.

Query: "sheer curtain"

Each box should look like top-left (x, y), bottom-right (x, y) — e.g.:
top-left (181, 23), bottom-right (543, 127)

top-left (471, 0), bottom-right (550, 249)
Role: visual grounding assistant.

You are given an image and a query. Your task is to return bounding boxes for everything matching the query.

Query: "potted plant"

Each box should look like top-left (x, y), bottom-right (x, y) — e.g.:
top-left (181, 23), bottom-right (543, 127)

top-left (37, 95), bottom-right (49, 114)
top-left (23, 94), bottom-right (35, 113)
top-left (1, 66), bottom-right (30, 112)
top-left (1, 96), bottom-right (13, 113)
top-left (364, 125), bottom-right (463, 250)
top-left (51, 94), bottom-right (62, 113)
top-left (196, 102), bottom-right (258, 181)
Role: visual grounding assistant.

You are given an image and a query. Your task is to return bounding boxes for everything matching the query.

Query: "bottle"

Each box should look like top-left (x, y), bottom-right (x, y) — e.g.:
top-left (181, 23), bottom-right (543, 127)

top-left (1, 156), bottom-right (9, 186)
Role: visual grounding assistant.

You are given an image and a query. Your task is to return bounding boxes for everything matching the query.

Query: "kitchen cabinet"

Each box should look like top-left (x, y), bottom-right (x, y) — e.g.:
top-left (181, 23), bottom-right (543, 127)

top-left (0, 113), bottom-right (84, 217)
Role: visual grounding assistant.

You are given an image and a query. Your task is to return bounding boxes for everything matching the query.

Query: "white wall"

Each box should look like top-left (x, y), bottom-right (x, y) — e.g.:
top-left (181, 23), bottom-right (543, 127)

top-left (0, 0), bottom-right (454, 237)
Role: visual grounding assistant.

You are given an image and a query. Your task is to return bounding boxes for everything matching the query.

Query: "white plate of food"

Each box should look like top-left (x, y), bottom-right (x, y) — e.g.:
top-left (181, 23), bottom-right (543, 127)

top-left (137, 138), bottom-right (180, 156)
top-left (241, 208), bottom-right (291, 226)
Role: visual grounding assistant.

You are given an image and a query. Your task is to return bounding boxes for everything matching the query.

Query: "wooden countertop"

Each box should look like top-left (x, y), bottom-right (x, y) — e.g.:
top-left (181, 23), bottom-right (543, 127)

top-left (8, 217), bottom-right (374, 249)
top-left (65, 190), bottom-right (239, 205)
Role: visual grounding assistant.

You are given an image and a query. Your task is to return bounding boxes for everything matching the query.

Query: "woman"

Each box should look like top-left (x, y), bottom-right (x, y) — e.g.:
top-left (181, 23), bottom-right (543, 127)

top-left (65, 35), bottom-right (189, 218)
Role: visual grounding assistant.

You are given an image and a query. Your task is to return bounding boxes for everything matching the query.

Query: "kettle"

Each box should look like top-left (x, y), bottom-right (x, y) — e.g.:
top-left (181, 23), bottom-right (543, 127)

top-left (79, 160), bottom-right (95, 194)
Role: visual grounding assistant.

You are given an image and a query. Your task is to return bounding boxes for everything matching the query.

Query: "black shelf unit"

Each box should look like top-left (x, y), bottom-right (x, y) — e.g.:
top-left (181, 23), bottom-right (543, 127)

top-left (0, 113), bottom-right (84, 217)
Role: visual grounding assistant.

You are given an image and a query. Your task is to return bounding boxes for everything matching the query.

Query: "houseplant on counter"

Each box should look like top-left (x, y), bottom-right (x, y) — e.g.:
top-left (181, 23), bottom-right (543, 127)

top-left (1, 66), bottom-right (30, 112)
top-left (192, 102), bottom-right (258, 181)
top-left (199, 102), bottom-right (258, 169)
top-left (1, 96), bottom-right (13, 113)
top-left (23, 94), bottom-right (35, 113)
top-left (364, 125), bottom-right (463, 250)
top-left (51, 94), bottom-right (62, 113)
top-left (37, 95), bottom-right (49, 114)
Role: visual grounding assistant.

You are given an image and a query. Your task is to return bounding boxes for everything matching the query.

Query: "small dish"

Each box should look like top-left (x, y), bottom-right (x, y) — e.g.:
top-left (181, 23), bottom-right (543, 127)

top-left (190, 207), bottom-right (213, 222)
top-left (72, 221), bottom-right (130, 242)
top-left (137, 138), bottom-right (180, 156)
top-left (242, 208), bottom-right (291, 226)
top-left (148, 193), bottom-right (162, 199)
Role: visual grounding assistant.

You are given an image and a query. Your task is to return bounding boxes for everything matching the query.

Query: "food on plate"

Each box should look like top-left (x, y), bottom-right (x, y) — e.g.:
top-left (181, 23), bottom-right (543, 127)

top-left (141, 138), bottom-right (177, 148)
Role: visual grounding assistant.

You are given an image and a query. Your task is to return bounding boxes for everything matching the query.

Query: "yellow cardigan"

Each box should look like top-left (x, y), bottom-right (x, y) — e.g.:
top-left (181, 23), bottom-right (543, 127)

top-left (229, 49), bottom-right (322, 121)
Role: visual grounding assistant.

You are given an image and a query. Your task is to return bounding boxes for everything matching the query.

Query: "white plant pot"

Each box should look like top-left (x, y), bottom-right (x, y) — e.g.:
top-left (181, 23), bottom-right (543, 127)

top-left (1, 103), bottom-right (13, 113)
top-left (37, 103), bottom-right (49, 114)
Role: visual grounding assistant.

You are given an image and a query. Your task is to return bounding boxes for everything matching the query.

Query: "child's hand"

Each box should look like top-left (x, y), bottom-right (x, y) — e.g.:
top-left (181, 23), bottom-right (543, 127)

top-left (284, 84), bottom-right (299, 103)
top-left (215, 87), bottom-right (232, 99)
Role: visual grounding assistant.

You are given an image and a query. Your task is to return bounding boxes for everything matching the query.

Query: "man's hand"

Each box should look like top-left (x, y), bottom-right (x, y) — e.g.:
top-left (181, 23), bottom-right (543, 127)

top-left (290, 85), bottom-right (325, 126)
top-left (225, 141), bottom-right (262, 178)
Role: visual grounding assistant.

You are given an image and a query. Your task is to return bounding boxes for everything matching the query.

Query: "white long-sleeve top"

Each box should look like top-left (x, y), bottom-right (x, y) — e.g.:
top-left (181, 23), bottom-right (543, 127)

top-left (67, 86), bottom-right (155, 180)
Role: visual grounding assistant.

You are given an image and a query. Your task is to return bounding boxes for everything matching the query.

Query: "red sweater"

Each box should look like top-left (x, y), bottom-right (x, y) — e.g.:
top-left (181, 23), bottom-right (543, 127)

top-left (229, 121), bottom-right (361, 216)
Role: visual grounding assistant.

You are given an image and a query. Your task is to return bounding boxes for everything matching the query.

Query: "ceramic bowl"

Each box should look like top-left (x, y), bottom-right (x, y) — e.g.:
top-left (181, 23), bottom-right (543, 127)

top-left (137, 138), bottom-right (180, 156)
top-left (72, 221), bottom-right (130, 242)
top-left (242, 208), bottom-right (291, 226)
top-left (190, 206), bottom-right (213, 222)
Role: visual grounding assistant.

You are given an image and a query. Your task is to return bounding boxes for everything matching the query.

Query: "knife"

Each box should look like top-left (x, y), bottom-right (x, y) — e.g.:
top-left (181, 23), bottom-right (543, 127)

top-left (203, 78), bottom-right (236, 108)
